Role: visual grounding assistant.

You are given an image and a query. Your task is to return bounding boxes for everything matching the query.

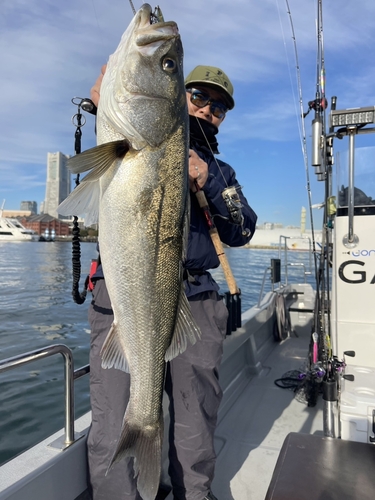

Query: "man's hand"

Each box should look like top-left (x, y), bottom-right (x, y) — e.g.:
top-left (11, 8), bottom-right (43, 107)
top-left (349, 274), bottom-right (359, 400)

top-left (189, 149), bottom-right (208, 192)
top-left (90, 64), bottom-right (107, 107)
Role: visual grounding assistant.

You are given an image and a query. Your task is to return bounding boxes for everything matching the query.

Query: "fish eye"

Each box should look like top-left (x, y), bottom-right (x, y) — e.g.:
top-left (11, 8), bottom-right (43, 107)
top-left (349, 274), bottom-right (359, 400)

top-left (162, 58), bottom-right (177, 72)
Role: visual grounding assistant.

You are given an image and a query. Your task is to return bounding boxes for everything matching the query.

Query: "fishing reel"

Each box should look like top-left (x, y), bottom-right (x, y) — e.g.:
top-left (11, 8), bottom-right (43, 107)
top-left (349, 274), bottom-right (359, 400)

top-left (303, 97), bottom-right (328, 118)
top-left (221, 186), bottom-right (251, 237)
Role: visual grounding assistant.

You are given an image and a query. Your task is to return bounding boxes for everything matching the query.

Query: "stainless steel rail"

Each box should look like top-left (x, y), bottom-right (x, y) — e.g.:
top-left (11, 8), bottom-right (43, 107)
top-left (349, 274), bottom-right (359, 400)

top-left (347, 127), bottom-right (356, 244)
top-left (278, 236), bottom-right (312, 284)
top-left (257, 239), bottom-right (312, 306)
top-left (0, 344), bottom-right (90, 448)
top-left (257, 265), bottom-right (274, 308)
top-left (334, 124), bottom-right (375, 248)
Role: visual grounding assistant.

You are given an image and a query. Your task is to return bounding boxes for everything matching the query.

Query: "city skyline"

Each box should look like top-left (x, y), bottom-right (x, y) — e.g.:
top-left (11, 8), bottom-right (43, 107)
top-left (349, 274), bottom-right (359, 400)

top-left (20, 200), bottom-right (38, 214)
top-left (1, 1), bottom-right (375, 228)
top-left (2, 151), bottom-right (71, 217)
top-left (43, 152), bottom-right (71, 220)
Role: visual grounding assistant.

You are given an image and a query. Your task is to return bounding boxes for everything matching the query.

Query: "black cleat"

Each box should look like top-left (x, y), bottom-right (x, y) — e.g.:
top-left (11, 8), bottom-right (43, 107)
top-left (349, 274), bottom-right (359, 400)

top-left (203, 492), bottom-right (218, 500)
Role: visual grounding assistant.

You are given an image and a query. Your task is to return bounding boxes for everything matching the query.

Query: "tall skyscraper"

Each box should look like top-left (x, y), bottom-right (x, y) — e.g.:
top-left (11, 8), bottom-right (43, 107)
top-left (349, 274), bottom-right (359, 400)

top-left (20, 201), bottom-right (37, 214)
top-left (44, 152), bottom-right (71, 219)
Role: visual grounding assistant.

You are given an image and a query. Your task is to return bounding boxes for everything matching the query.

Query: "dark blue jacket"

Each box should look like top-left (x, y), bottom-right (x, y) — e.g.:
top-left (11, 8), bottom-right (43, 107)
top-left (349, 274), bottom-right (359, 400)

top-left (184, 137), bottom-right (257, 297)
top-left (92, 119), bottom-right (257, 297)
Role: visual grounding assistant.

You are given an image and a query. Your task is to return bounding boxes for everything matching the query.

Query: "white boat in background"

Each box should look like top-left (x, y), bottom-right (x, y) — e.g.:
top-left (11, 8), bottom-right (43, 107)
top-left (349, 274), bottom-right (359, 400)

top-left (0, 202), bottom-right (38, 242)
top-left (0, 217), bottom-right (39, 242)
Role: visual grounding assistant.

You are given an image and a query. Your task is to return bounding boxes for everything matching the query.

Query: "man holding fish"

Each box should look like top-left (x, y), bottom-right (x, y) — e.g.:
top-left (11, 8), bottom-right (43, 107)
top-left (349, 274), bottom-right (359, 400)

top-left (59, 5), bottom-right (257, 500)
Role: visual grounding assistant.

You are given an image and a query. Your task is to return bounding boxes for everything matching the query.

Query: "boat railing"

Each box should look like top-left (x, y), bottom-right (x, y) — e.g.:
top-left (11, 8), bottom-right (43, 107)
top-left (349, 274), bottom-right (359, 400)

top-left (257, 263), bottom-right (281, 308)
top-left (257, 239), bottom-right (313, 307)
top-left (278, 235), bottom-right (313, 285)
top-left (0, 344), bottom-right (90, 451)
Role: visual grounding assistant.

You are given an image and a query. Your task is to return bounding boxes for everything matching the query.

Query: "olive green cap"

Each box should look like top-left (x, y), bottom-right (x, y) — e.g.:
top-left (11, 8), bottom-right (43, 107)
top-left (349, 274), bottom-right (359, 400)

top-left (185, 65), bottom-right (235, 110)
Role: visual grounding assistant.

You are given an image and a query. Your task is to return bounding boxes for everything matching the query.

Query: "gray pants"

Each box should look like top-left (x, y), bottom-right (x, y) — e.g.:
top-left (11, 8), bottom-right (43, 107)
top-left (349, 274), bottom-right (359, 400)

top-left (87, 279), bottom-right (228, 500)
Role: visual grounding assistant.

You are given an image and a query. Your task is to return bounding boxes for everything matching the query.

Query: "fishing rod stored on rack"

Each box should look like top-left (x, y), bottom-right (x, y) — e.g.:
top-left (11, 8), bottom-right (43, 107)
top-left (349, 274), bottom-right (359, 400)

top-left (284, 0), bottom-right (340, 413)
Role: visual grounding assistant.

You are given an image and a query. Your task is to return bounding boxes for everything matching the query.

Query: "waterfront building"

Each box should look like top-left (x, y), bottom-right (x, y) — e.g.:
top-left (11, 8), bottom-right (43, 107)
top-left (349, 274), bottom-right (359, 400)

top-left (20, 201), bottom-right (37, 214)
top-left (43, 152), bottom-right (71, 219)
top-left (2, 209), bottom-right (33, 217)
top-left (20, 214), bottom-right (70, 238)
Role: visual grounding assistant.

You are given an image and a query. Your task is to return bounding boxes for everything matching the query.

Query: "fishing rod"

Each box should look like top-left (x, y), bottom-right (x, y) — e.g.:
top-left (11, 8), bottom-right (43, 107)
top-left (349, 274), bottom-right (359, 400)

top-left (193, 117), bottom-right (251, 238)
top-left (308, 0), bottom-right (334, 374)
top-left (299, 0), bottom-right (337, 410)
top-left (191, 115), bottom-right (254, 333)
top-left (282, 0), bottom-right (321, 293)
top-left (193, 181), bottom-right (240, 296)
top-left (193, 179), bottom-right (242, 333)
top-left (280, 0), bottom-right (337, 407)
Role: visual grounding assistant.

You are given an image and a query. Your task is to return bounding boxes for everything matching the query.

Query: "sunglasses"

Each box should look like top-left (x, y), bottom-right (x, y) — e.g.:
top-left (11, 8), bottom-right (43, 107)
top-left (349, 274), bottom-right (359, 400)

top-left (187, 88), bottom-right (228, 119)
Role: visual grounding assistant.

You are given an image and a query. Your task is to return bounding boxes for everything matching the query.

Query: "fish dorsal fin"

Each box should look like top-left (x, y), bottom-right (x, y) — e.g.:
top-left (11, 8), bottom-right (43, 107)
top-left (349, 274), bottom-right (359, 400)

top-left (164, 286), bottom-right (201, 361)
top-left (100, 322), bottom-right (130, 373)
top-left (56, 140), bottom-right (130, 226)
top-left (67, 140), bottom-right (130, 175)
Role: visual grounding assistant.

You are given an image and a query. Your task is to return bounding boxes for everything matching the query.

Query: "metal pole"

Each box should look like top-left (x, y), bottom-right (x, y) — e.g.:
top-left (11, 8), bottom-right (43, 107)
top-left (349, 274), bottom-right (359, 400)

top-left (0, 344), bottom-right (75, 446)
top-left (347, 128), bottom-right (356, 243)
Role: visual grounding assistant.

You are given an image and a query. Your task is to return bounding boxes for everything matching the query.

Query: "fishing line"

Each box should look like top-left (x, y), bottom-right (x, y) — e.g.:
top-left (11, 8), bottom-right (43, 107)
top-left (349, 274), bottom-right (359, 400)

top-left (276, 0), bottom-right (303, 153)
top-left (193, 116), bottom-right (229, 188)
top-left (193, 116), bottom-right (250, 235)
top-left (279, 1), bottom-right (325, 367)
top-left (128, 0), bottom-right (137, 15)
top-left (90, 0), bottom-right (105, 34)
top-left (278, 0), bottom-right (319, 273)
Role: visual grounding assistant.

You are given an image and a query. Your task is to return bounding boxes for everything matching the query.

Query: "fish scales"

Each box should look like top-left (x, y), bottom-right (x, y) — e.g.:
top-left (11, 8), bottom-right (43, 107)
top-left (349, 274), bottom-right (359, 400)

top-left (57, 4), bottom-right (200, 499)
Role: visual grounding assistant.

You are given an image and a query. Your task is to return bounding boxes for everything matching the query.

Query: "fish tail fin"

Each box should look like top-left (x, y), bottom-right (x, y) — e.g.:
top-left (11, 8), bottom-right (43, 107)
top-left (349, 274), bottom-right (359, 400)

top-left (107, 415), bottom-right (163, 500)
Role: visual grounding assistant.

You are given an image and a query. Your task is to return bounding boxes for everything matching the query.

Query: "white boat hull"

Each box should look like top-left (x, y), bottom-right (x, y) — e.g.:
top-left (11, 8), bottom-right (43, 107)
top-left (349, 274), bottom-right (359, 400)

top-left (0, 217), bottom-right (38, 242)
top-left (0, 284), bottom-right (318, 500)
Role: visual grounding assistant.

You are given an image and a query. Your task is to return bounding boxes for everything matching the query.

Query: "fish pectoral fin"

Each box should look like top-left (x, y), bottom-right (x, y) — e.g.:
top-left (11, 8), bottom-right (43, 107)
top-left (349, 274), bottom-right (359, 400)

top-left (67, 140), bottom-right (130, 175)
top-left (100, 323), bottom-right (130, 372)
top-left (165, 286), bottom-right (201, 361)
top-left (57, 140), bottom-right (130, 225)
top-left (57, 178), bottom-right (100, 226)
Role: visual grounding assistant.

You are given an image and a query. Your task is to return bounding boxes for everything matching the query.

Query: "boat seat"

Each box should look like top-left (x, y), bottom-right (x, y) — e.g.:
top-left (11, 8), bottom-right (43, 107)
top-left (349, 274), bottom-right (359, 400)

top-left (265, 432), bottom-right (375, 500)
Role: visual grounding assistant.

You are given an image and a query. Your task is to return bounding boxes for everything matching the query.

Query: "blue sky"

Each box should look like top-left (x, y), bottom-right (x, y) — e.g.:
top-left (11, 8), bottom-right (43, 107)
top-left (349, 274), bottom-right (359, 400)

top-left (1, 0), bottom-right (375, 227)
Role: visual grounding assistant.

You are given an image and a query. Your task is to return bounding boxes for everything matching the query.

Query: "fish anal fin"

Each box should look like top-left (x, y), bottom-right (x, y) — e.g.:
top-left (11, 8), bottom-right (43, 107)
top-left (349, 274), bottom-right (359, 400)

top-left (100, 323), bottom-right (130, 373)
top-left (165, 287), bottom-right (201, 361)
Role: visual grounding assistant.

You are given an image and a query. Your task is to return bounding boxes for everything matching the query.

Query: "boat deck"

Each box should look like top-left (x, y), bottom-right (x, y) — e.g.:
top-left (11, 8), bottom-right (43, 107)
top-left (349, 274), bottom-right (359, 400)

top-left (211, 333), bottom-right (323, 500)
top-left (164, 286), bottom-right (323, 500)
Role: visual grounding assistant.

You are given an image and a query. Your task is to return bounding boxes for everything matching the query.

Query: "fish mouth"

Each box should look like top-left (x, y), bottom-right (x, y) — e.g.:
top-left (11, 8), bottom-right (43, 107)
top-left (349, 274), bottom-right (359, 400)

top-left (136, 3), bottom-right (179, 46)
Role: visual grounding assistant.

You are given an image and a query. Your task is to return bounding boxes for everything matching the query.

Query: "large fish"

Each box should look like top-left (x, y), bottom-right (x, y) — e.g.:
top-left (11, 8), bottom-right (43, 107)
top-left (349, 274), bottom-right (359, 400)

top-left (58, 4), bottom-right (200, 499)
